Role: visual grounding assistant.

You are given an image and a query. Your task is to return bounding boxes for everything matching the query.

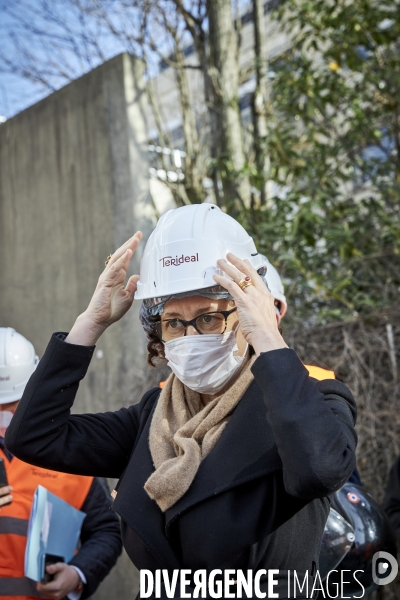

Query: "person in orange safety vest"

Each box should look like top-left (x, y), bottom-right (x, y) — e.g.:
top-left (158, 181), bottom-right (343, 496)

top-left (0, 328), bottom-right (122, 600)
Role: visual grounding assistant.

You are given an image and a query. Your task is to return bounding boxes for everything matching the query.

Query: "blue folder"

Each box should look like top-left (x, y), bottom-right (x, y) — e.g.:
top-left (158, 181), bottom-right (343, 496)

top-left (25, 485), bottom-right (86, 582)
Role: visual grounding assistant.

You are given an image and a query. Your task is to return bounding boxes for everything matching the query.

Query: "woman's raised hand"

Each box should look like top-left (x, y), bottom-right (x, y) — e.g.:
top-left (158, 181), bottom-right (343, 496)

top-left (66, 232), bottom-right (142, 346)
top-left (213, 253), bottom-right (287, 355)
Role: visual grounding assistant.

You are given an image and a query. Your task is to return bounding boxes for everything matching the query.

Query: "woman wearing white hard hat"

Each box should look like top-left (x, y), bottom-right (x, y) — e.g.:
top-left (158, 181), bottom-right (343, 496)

top-left (7, 204), bottom-right (357, 599)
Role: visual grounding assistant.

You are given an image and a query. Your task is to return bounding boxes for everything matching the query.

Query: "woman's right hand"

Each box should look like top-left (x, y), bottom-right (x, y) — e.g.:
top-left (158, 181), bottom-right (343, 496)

top-left (0, 485), bottom-right (12, 508)
top-left (66, 232), bottom-right (142, 346)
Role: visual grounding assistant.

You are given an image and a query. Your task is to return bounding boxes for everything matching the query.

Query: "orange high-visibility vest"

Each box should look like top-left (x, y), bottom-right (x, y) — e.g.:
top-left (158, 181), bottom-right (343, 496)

top-left (159, 364), bottom-right (336, 389)
top-left (304, 365), bottom-right (336, 381)
top-left (0, 448), bottom-right (93, 600)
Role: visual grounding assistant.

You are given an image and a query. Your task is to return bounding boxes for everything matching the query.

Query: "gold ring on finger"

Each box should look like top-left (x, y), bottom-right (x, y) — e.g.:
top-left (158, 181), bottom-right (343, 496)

top-left (238, 276), bottom-right (254, 291)
top-left (105, 254), bottom-right (112, 266)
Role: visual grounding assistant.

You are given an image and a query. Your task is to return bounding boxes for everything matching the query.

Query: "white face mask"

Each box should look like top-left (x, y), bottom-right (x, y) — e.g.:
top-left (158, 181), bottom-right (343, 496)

top-left (164, 327), bottom-right (247, 395)
top-left (0, 411), bottom-right (14, 438)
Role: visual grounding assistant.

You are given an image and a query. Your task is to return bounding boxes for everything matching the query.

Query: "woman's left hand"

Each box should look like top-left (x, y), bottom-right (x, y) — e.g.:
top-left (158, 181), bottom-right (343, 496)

top-left (213, 253), bottom-right (288, 355)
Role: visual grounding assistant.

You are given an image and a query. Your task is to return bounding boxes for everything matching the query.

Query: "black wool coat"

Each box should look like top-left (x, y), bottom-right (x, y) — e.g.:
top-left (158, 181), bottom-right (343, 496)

top-left (383, 454), bottom-right (400, 546)
top-left (69, 478), bottom-right (122, 599)
top-left (5, 334), bottom-right (357, 600)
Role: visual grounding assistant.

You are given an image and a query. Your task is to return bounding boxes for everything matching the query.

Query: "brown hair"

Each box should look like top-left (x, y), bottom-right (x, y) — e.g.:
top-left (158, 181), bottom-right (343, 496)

top-left (147, 331), bottom-right (167, 367)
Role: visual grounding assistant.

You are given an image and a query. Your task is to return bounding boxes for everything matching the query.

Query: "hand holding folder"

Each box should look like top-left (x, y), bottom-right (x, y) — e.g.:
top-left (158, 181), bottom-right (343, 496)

top-left (25, 485), bottom-right (86, 582)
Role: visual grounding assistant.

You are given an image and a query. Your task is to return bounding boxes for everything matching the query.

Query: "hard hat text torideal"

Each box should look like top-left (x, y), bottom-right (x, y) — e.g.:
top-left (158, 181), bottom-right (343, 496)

top-left (160, 254), bottom-right (199, 267)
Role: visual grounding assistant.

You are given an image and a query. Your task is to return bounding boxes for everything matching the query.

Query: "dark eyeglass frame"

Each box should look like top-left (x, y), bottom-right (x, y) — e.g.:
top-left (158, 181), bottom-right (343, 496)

top-left (156, 307), bottom-right (238, 342)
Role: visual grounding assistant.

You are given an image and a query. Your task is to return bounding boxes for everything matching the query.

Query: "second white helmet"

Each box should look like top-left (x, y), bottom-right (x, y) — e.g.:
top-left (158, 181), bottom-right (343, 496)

top-left (0, 328), bottom-right (39, 404)
top-left (135, 204), bottom-right (264, 300)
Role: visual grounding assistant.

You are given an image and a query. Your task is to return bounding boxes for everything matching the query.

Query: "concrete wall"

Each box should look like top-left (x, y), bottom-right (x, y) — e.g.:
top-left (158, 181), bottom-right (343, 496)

top-left (0, 53), bottom-right (161, 599)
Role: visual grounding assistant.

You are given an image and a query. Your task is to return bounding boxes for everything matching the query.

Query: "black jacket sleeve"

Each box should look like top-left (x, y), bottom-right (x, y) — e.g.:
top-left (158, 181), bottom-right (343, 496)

top-left (68, 478), bottom-right (122, 600)
top-left (383, 455), bottom-right (400, 545)
top-left (5, 333), bottom-right (159, 478)
top-left (251, 348), bottom-right (357, 499)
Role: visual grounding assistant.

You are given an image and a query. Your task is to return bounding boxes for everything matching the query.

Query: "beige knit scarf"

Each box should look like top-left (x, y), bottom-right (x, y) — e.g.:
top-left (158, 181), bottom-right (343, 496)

top-left (144, 355), bottom-right (256, 512)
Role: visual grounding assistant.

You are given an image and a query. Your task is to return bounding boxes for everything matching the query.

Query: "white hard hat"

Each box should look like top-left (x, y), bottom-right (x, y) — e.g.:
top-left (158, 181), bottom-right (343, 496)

top-left (135, 203), bottom-right (263, 300)
top-left (260, 255), bottom-right (287, 317)
top-left (0, 328), bottom-right (39, 404)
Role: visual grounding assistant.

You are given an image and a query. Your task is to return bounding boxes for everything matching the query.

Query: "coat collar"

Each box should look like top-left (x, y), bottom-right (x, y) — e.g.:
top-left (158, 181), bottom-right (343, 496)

top-left (113, 378), bottom-right (282, 568)
top-left (164, 379), bottom-right (282, 531)
top-left (112, 395), bottom-right (182, 570)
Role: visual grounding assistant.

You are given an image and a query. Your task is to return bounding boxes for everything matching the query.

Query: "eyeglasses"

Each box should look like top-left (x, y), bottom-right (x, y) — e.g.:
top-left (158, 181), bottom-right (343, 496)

top-left (157, 307), bottom-right (238, 341)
